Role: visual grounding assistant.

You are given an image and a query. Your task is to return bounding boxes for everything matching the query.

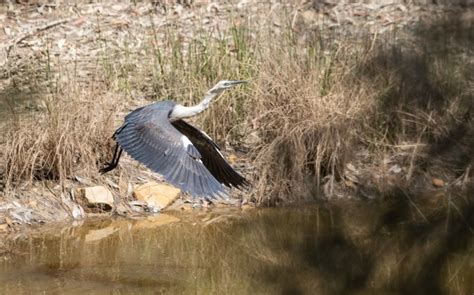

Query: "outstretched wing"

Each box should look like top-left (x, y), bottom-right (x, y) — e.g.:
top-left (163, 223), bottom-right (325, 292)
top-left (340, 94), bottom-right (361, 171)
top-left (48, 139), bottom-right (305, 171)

top-left (172, 119), bottom-right (250, 189)
top-left (114, 102), bottom-right (228, 199)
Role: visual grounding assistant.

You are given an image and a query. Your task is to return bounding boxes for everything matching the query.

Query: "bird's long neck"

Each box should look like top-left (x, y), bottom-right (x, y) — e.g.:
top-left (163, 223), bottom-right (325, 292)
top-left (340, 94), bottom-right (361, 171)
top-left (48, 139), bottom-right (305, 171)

top-left (169, 90), bottom-right (218, 121)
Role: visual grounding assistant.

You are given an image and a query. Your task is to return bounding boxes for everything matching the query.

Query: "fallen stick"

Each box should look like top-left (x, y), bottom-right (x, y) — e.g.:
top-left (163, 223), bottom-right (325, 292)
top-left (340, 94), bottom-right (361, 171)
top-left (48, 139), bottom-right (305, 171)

top-left (6, 17), bottom-right (74, 56)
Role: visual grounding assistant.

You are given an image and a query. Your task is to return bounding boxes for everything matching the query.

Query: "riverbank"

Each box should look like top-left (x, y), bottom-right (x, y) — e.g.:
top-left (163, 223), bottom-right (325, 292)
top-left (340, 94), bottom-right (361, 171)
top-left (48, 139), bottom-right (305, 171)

top-left (0, 1), bottom-right (473, 230)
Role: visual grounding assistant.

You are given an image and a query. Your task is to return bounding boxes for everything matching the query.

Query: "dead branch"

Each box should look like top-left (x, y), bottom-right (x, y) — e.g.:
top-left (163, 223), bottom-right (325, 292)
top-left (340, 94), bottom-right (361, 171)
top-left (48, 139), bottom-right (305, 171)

top-left (5, 17), bottom-right (74, 56)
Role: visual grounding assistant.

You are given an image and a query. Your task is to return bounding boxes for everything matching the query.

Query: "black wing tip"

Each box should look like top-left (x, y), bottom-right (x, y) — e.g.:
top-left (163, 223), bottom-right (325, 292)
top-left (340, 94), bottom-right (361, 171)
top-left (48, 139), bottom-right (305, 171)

top-left (239, 178), bottom-right (251, 189)
top-left (223, 173), bottom-right (251, 190)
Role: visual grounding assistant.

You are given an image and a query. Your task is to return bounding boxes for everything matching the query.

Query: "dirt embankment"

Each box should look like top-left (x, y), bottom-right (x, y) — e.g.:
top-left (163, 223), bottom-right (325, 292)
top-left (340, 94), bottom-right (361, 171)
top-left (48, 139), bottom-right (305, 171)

top-left (0, 1), bottom-right (472, 232)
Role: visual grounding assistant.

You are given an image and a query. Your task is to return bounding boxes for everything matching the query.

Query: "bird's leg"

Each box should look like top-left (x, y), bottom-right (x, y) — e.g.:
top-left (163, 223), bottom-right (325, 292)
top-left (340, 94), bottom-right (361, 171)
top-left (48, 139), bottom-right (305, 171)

top-left (100, 143), bottom-right (123, 174)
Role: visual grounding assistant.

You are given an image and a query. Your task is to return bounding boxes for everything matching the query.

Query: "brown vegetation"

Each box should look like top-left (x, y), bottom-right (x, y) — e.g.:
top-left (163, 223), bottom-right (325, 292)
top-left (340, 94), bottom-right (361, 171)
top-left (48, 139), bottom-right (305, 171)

top-left (2, 85), bottom-right (119, 187)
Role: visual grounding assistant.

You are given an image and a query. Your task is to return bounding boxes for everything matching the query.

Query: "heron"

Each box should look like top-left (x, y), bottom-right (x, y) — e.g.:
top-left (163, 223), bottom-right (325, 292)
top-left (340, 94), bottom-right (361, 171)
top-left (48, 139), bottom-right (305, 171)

top-left (100, 80), bottom-right (249, 199)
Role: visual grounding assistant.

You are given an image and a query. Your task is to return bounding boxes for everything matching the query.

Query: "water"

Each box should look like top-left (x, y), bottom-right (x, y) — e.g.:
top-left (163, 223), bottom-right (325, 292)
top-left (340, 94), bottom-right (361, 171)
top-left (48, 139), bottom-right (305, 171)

top-left (0, 199), bottom-right (473, 294)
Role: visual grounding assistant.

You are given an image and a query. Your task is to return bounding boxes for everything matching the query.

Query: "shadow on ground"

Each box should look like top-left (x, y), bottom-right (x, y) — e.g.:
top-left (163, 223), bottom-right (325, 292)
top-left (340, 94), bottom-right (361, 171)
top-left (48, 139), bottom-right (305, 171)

top-left (360, 12), bottom-right (473, 176)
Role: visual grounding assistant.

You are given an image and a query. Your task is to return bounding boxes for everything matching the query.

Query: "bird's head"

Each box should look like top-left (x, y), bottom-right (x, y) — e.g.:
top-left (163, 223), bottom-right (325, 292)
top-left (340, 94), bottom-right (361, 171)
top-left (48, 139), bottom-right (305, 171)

top-left (209, 80), bottom-right (247, 94)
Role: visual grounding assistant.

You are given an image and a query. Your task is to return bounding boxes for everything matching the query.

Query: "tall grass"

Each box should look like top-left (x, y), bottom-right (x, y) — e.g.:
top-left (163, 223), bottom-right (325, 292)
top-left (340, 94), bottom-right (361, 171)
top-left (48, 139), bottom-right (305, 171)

top-left (249, 38), bottom-right (386, 204)
top-left (0, 13), bottom-right (471, 205)
top-left (0, 52), bottom-right (120, 189)
top-left (1, 87), bottom-right (119, 189)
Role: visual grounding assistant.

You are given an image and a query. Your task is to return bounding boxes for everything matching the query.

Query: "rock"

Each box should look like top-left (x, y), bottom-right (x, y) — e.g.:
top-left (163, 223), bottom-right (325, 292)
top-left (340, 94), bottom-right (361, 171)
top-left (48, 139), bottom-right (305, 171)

top-left (432, 178), bottom-right (445, 188)
top-left (134, 182), bottom-right (181, 211)
top-left (71, 204), bottom-right (85, 220)
top-left (0, 223), bottom-right (9, 233)
top-left (346, 163), bottom-right (357, 172)
top-left (388, 164), bottom-right (402, 174)
top-left (9, 208), bottom-right (34, 224)
top-left (128, 200), bottom-right (148, 212)
top-left (79, 186), bottom-right (115, 207)
top-left (74, 175), bottom-right (92, 185)
top-left (227, 153), bottom-right (238, 164)
top-left (180, 203), bottom-right (193, 211)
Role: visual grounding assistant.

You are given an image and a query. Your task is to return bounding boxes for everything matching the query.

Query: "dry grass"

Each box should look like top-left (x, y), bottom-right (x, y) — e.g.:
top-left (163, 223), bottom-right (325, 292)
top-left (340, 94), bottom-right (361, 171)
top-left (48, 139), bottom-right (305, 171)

top-left (0, 11), bottom-right (472, 206)
top-left (249, 40), bottom-right (378, 204)
top-left (1, 82), bottom-right (120, 189)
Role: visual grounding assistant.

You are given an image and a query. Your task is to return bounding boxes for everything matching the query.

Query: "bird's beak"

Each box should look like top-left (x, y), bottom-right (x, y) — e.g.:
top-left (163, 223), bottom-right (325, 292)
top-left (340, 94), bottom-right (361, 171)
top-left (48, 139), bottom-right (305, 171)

top-left (230, 80), bottom-right (248, 85)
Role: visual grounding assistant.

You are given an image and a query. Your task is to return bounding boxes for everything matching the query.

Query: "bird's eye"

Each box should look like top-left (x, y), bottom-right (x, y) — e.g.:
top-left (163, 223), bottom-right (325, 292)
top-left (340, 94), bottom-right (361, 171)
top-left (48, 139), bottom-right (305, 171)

top-left (223, 83), bottom-right (229, 86)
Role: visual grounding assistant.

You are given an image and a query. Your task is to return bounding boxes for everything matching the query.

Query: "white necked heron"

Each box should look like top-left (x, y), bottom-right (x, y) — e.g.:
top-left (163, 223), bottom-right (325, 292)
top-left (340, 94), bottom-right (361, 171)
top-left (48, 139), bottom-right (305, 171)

top-left (101, 80), bottom-right (249, 199)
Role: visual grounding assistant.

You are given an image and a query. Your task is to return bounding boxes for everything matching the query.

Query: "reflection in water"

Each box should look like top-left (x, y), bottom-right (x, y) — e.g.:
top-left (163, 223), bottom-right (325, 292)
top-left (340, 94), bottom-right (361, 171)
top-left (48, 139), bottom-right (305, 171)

top-left (0, 195), bottom-right (473, 294)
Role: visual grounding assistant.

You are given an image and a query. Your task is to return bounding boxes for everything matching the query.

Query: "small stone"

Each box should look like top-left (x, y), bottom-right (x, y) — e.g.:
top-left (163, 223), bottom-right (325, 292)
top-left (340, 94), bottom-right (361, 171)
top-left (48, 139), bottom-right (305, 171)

top-left (432, 178), bottom-right (445, 188)
top-left (71, 204), bottom-right (85, 220)
top-left (0, 223), bottom-right (9, 233)
top-left (128, 200), bottom-right (149, 213)
top-left (346, 163), bottom-right (357, 172)
top-left (227, 153), bottom-right (238, 164)
top-left (79, 186), bottom-right (115, 207)
top-left (134, 182), bottom-right (181, 211)
top-left (180, 203), bottom-right (193, 211)
top-left (388, 164), bottom-right (402, 174)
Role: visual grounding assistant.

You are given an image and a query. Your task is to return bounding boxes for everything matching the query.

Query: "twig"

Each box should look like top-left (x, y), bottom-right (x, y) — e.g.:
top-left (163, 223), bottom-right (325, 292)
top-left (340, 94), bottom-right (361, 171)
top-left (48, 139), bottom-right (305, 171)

top-left (406, 122), bottom-right (429, 182)
top-left (5, 18), bottom-right (74, 56)
top-left (401, 188), bottom-right (428, 223)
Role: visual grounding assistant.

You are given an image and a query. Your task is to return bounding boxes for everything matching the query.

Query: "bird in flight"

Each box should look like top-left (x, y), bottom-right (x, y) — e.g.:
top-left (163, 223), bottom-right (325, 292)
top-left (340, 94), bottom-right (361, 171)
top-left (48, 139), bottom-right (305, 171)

top-left (101, 80), bottom-right (249, 199)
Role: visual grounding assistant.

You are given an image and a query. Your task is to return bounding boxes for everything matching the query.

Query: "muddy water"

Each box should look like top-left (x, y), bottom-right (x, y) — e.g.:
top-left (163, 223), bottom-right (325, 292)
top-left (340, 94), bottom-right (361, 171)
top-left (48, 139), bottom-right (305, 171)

top-left (0, 199), bottom-right (473, 294)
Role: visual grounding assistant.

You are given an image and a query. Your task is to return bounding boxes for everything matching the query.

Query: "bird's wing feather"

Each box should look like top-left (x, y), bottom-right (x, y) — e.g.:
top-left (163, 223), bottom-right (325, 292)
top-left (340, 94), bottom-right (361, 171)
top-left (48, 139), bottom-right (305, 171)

top-left (171, 119), bottom-right (250, 189)
top-left (114, 103), bottom-right (227, 199)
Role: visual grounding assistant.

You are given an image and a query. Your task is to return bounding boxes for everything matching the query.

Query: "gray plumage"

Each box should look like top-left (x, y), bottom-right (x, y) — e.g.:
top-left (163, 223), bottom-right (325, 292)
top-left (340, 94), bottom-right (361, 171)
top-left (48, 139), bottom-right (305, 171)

top-left (101, 80), bottom-right (249, 200)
